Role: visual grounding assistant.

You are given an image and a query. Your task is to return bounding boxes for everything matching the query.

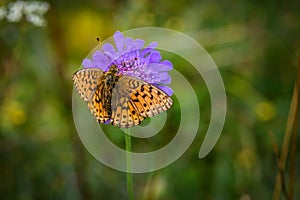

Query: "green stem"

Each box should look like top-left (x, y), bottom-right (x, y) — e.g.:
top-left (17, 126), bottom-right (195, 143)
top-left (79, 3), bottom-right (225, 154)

top-left (124, 129), bottom-right (133, 200)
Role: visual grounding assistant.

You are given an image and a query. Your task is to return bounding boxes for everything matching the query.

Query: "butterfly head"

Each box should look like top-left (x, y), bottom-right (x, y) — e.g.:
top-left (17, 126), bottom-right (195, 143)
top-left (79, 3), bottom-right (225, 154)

top-left (109, 65), bottom-right (119, 74)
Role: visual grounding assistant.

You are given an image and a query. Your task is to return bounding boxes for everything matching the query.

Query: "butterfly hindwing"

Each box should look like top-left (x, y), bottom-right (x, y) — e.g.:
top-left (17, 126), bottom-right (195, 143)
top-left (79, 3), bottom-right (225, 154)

top-left (87, 87), bottom-right (111, 123)
top-left (130, 84), bottom-right (172, 118)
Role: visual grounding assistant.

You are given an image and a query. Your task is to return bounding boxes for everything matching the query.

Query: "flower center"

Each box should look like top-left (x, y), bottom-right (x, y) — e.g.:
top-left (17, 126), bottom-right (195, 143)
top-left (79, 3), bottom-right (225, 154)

top-left (113, 57), bottom-right (143, 74)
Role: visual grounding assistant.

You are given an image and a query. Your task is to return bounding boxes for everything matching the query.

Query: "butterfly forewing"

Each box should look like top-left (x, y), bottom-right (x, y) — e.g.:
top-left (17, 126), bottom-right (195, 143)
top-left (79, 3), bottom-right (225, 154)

top-left (73, 68), bottom-right (111, 123)
top-left (73, 68), bottom-right (103, 101)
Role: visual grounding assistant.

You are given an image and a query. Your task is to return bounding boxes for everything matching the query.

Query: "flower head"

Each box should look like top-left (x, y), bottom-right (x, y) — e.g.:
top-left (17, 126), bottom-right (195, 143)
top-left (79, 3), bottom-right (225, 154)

top-left (82, 31), bottom-right (173, 96)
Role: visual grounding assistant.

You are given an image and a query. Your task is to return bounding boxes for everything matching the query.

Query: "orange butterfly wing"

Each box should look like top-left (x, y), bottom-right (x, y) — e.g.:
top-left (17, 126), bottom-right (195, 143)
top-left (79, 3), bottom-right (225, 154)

top-left (111, 76), bottom-right (172, 128)
top-left (73, 68), bottom-right (110, 123)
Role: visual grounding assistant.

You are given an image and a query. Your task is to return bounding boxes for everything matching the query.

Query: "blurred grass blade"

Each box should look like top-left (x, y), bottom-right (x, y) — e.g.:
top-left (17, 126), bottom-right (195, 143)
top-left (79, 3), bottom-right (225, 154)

top-left (272, 53), bottom-right (300, 200)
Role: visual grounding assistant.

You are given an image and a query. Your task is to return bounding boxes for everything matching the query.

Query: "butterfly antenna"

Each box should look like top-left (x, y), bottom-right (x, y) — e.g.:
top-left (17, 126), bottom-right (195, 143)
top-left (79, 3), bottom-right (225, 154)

top-left (96, 37), bottom-right (101, 44)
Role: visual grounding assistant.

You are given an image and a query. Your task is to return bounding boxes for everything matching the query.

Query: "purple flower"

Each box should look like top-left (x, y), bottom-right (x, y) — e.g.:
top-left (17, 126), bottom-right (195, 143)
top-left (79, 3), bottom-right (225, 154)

top-left (82, 31), bottom-right (173, 96)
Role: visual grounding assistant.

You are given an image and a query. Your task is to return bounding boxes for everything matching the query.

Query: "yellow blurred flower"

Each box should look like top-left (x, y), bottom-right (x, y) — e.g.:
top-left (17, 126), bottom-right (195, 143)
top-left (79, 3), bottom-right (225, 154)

top-left (254, 101), bottom-right (276, 121)
top-left (1, 100), bottom-right (27, 128)
top-left (237, 147), bottom-right (257, 171)
top-left (63, 10), bottom-right (113, 56)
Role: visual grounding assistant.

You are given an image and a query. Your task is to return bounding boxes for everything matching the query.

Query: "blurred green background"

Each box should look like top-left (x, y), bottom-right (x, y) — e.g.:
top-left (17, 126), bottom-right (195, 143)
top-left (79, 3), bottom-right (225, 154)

top-left (0, 0), bottom-right (299, 199)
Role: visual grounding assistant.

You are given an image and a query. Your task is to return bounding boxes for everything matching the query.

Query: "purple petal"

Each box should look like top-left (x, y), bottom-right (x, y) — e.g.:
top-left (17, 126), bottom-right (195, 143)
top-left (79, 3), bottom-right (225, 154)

top-left (93, 51), bottom-right (109, 64)
top-left (158, 72), bottom-right (171, 84)
top-left (114, 31), bottom-right (125, 52)
top-left (157, 85), bottom-right (173, 96)
top-left (82, 58), bottom-right (94, 68)
top-left (125, 38), bottom-right (134, 50)
top-left (97, 63), bottom-right (109, 71)
top-left (141, 42), bottom-right (157, 57)
top-left (126, 38), bottom-right (145, 51)
top-left (145, 41), bottom-right (158, 49)
top-left (160, 60), bottom-right (173, 70)
top-left (104, 119), bottom-right (111, 124)
top-left (133, 39), bottom-right (145, 50)
top-left (150, 72), bottom-right (171, 84)
top-left (149, 63), bottom-right (172, 71)
top-left (90, 50), bottom-right (111, 71)
top-left (148, 51), bottom-right (162, 63)
top-left (141, 48), bottom-right (155, 58)
top-left (102, 43), bottom-right (117, 58)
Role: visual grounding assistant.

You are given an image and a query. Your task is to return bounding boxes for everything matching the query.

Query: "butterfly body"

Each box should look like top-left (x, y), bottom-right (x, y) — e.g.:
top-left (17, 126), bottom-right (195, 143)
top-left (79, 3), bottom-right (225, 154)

top-left (97, 65), bottom-right (120, 119)
top-left (73, 66), bottom-right (172, 128)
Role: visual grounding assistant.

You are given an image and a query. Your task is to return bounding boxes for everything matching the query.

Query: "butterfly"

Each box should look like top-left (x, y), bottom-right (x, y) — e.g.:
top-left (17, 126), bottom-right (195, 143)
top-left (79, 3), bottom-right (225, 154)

top-left (73, 65), bottom-right (173, 128)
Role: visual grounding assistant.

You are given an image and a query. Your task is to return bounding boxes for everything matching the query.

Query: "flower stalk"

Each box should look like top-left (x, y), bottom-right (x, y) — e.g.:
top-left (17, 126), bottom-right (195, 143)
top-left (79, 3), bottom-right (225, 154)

top-left (124, 129), bottom-right (133, 200)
